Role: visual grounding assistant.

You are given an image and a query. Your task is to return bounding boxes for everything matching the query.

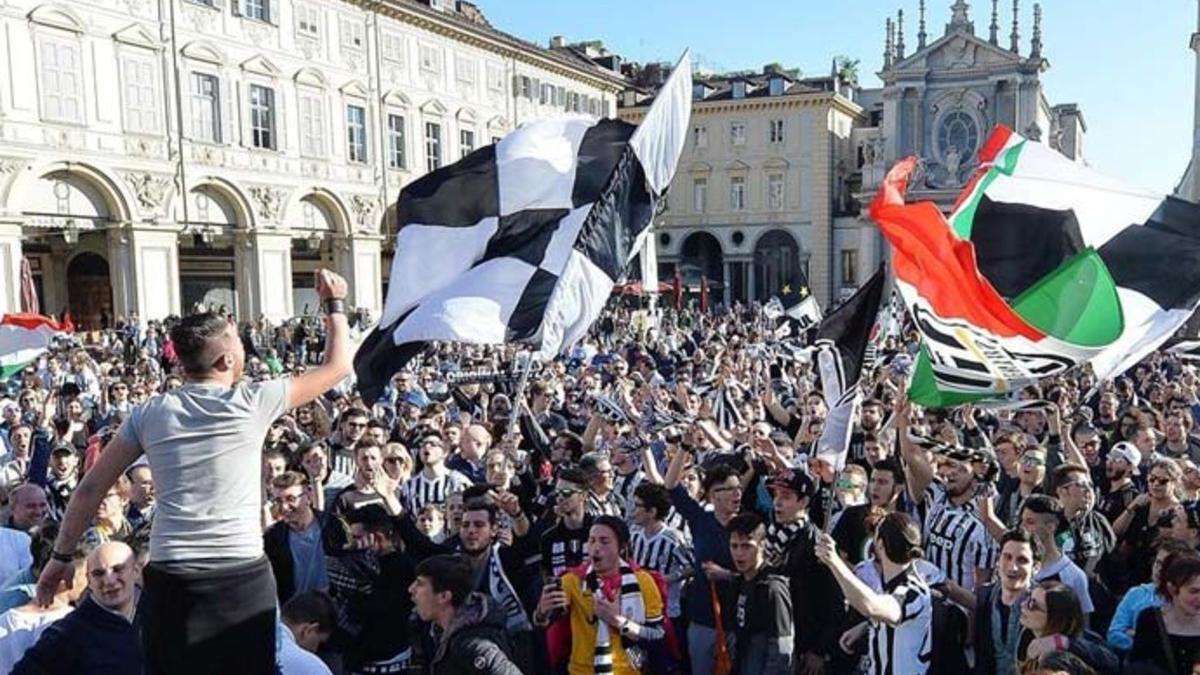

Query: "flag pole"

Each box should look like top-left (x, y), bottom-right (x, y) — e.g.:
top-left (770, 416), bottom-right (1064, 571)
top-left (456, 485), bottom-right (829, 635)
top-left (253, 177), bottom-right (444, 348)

top-left (506, 349), bottom-right (536, 440)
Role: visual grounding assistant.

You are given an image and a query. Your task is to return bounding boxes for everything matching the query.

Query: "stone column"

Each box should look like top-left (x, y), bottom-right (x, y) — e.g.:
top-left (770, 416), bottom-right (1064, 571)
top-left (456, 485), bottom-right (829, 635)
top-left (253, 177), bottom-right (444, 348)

top-left (722, 260), bottom-right (732, 307)
top-left (128, 227), bottom-right (182, 320)
top-left (235, 231), bottom-right (294, 323)
top-left (639, 231), bottom-right (659, 312)
top-left (106, 224), bottom-right (137, 321)
top-left (333, 234), bottom-right (384, 317)
top-left (0, 221), bottom-right (22, 315)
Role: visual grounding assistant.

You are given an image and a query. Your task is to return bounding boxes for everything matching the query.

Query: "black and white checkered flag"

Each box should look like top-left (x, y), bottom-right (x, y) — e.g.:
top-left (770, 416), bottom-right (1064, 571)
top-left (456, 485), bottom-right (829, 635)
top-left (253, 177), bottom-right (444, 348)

top-left (355, 54), bottom-right (693, 403)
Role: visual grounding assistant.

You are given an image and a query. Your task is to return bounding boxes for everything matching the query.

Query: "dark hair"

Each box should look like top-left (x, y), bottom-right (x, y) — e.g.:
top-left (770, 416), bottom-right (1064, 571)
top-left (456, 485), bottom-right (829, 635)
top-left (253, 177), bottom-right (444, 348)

top-left (170, 313), bottom-right (230, 375)
top-left (999, 528), bottom-right (1043, 563)
top-left (270, 471), bottom-right (308, 492)
top-left (872, 458), bottom-right (905, 484)
top-left (1033, 649), bottom-right (1096, 675)
top-left (414, 554), bottom-right (475, 607)
top-left (461, 497), bottom-right (499, 526)
top-left (1158, 549), bottom-right (1200, 600)
top-left (1052, 463), bottom-right (1091, 492)
top-left (593, 515), bottom-right (631, 552)
top-left (341, 408), bottom-right (370, 424)
top-left (281, 591), bottom-right (337, 633)
top-left (556, 465), bottom-right (589, 487)
top-left (345, 504), bottom-right (394, 536)
top-left (1035, 580), bottom-right (1085, 638)
top-left (1021, 495), bottom-right (1067, 533)
top-left (634, 483), bottom-right (671, 521)
top-left (875, 512), bottom-right (923, 564)
top-left (701, 464), bottom-right (739, 495)
top-left (27, 522), bottom-right (62, 574)
top-left (727, 512), bottom-right (766, 540)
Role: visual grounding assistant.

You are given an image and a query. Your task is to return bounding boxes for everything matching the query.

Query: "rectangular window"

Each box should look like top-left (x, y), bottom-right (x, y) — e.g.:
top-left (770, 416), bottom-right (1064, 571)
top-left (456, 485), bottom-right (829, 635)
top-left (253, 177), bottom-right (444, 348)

top-left (190, 72), bottom-right (221, 143)
top-left (249, 84), bottom-right (275, 149)
top-left (693, 177), bottom-right (707, 213)
top-left (731, 122), bottom-right (746, 146)
top-left (841, 249), bottom-right (859, 286)
top-left (122, 56), bottom-right (159, 134)
top-left (486, 64), bottom-right (504, 92)
top-left (730, 176), bottom-right (746, 211)
top-left (455, 55), bottom-right (476, 85)
top-left (387, 114), bottom-right (406, 169)
top-left (341, 18), bottom-right (364, 50)
top-left (346, 104), bottom-right (367, 163)
top-left (419, 44), bottom-right (442, 74)
top-left (425, 121), bottom-right (441, 172)
top-left (298, 92), bottom-right (325, 157)
top-left (244, 0), bottom-right (270, 23)
top-left (769, 78), bottom-right (785, 96)
top-left (769, 119), bottom-right (784, 144)
top-left (693, 125), bottom-right (707, 148)
top-left (768, 173), bottom-right (784, 210)
top-left (459, 129), bottom-right (474, 158)
top-left (296, 5), bottom-right (320, 38)
top-left (382, 32), bottom-right (404, 64)
top-left (539, 83), bottom-right (550, 105)
top-left (38, 39), bottom-right (84, 124)
top-left (518, 76), bottom-right (532, 100)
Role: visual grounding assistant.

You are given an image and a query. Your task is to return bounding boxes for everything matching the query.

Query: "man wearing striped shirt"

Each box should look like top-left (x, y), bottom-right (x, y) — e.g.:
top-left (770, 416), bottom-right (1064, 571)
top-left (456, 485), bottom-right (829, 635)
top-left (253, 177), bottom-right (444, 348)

top-left (898, 403), bottom-right (994, 608)
top-left (403, 435), bottom-right (472, 515)
top-left (629, 483), bottom-right (692, 622)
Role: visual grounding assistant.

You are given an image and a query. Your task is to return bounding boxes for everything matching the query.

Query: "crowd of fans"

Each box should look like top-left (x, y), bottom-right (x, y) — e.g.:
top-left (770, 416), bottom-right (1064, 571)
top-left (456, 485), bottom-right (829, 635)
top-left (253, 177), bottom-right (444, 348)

top-left (4, 294), bottom-right (1200, 675)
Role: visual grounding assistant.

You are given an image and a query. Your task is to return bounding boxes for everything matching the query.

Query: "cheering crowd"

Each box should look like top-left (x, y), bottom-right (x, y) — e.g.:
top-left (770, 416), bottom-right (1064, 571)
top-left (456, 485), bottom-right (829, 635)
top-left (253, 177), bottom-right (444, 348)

top-left (4, 270), bottom-right (1200, 675)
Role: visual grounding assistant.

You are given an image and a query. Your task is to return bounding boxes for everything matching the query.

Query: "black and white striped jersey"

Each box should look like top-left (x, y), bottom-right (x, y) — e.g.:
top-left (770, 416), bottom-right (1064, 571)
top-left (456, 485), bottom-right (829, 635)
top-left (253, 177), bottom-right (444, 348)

top-left (402, 470), bottom-right (473, 514)
top-left (631, 524), bottom-right (693, 617)
top-left (920, 482), bottom-right (995, 591)
top-left (867, 564), bottom-right (933, 675)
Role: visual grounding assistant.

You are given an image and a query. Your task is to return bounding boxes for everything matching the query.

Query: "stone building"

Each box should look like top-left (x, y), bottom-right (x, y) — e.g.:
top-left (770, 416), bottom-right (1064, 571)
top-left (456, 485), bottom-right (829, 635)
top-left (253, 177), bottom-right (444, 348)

top-left (0, 0), bottom-right (624, 327)
top-left (619, 64), bottom-right (863, 307)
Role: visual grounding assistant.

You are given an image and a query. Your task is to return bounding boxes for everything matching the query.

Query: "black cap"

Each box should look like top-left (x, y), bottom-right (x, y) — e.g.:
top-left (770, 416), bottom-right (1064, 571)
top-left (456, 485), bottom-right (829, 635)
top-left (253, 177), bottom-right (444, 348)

top-left (768, 469), bottom-right (816, 499)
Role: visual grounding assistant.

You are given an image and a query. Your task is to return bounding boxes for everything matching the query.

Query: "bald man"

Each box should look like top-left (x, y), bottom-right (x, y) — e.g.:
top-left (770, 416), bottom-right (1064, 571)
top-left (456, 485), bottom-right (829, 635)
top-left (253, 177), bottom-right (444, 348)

top-left (448, 424), bottom-right (492, 484)
top-left (13, 542), bottom-right (142, 674)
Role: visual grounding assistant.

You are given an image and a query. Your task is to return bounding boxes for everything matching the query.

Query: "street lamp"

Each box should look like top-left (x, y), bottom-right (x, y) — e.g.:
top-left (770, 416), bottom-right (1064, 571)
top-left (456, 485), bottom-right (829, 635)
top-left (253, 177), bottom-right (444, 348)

top-left (307, 231), bottom-right (322, 251)
top-left (198, 226), bottom-right (215, 246)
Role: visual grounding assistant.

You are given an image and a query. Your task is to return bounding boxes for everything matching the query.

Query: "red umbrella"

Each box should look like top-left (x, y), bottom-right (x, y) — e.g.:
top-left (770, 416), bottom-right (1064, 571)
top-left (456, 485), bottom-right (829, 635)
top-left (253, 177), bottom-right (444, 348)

top-left (19, 257), bottom-right (38, 314)
top-left (700, 275), bottom-right (710, 313)
top-left (672, 268), bottom-right (683, 310)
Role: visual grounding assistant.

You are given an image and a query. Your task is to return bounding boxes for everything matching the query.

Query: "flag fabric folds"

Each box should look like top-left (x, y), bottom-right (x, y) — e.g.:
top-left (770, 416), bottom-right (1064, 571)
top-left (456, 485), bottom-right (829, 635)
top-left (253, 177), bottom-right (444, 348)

top-left (355, 54), bottom-right (692, 404)
top-left (0, 314), bottom-right (72, 378)
top-left (872, 125), bottom-right (1200, 408)
top-left (812, 266), bottom-right (886, 471)
top-left (770, 269), bottom-right (823, 334)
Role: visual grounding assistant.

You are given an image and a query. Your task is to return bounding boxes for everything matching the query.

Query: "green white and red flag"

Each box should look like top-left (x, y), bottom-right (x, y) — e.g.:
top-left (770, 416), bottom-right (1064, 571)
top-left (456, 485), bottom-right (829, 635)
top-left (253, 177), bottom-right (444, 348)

top-left (0, 314), bottom-right (73, 378)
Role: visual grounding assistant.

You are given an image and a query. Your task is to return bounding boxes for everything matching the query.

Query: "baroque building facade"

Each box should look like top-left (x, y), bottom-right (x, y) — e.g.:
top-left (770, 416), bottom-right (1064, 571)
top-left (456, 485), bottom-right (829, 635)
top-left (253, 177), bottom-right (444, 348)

top-left (0, 0), bottom-right (624, 327)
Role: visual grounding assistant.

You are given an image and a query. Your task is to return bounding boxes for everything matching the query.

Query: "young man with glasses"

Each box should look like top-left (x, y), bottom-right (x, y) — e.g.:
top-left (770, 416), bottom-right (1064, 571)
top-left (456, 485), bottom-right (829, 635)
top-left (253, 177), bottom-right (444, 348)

top-left (579, 452), bottom-right (622, 517)
top-left (403, 434), bottom-right (472, 515)
top-left (1054, 464), bottom-right (1115, 577)
top-left (330, 409), bottom-right (370, 477)
top-left (538, 466), bottom-right (593, 578)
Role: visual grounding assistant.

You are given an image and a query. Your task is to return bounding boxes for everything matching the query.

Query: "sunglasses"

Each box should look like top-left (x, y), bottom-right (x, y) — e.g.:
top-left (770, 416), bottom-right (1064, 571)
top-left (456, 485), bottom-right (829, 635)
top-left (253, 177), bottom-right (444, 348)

top-left (554, 488), bottom-right (581, 500)
top-left (1150, 476), bottom-right (1174, 486)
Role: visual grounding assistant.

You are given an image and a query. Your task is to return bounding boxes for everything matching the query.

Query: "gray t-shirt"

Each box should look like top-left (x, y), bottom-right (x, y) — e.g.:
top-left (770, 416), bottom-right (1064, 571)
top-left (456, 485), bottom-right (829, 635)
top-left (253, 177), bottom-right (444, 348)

top-left (118, 380), bottom-right (290, 563)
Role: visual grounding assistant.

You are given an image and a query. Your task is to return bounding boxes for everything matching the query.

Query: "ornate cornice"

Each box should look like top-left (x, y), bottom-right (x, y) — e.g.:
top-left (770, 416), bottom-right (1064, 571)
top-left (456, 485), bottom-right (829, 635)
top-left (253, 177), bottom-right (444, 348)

top-left (620, 94), bottom-right (864, 122)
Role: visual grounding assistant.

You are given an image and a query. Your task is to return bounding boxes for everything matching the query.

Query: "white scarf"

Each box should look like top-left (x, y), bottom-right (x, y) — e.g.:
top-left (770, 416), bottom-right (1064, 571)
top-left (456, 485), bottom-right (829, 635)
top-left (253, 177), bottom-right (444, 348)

top-left (585, 561), bottom-right (644, 674)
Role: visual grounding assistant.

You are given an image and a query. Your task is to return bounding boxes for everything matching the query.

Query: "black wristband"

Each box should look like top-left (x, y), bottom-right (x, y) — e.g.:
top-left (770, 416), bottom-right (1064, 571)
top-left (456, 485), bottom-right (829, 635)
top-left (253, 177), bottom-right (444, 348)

top-left (50, 550), bottom-right (73, 564)
top-left (323, 298), bottom-right (346, 315)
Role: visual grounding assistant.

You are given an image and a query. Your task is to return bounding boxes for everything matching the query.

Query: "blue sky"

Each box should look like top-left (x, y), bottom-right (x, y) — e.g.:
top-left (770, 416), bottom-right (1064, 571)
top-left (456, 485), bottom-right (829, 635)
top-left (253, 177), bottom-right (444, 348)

top-left (486, 0), bottom-right (1197, 194)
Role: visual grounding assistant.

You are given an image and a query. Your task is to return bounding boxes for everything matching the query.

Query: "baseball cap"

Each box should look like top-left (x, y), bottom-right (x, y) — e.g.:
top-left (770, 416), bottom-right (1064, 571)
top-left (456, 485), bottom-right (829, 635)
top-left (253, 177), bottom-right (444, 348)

top-left (402, 390), bottom-right (430, 409)
top-left (768, 469), bottom-right (816, 499)
top-left (1109, 441), bottom-right (1142, 475)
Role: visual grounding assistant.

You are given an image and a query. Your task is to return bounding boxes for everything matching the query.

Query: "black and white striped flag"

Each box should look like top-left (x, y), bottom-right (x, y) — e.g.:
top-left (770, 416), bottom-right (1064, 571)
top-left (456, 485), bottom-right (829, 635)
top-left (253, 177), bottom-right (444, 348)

top-left (355, 54), bottom-right (693, 403)
top-left (813, 265), bottom-right (885, 471)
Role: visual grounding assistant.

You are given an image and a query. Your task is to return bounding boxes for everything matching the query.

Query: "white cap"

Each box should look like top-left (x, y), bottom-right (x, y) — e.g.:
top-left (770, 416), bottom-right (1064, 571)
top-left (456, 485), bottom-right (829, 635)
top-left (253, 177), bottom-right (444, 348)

top-left (1109, 441), bottom-right (1142, 475)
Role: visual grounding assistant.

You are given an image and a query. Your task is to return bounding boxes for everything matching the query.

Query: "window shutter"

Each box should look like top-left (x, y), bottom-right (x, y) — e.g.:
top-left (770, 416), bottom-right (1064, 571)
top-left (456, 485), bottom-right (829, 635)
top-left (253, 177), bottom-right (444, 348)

top-left (231, 0), bottom-right (242, 17)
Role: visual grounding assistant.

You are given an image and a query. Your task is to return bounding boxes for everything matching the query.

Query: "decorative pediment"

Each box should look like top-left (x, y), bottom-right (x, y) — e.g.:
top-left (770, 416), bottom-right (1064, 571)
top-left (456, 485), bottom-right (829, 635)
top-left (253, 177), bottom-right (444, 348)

top-left (240, 54), bottom-right (281, 77)
top-left (763, 157), bottom-right (790, 170)
top-left (420, 98), bottom-right (448, 116)
top-left (486, 115), bottom-right (508, 130)
top-left (293, 67), bottom-right (328, 88)
top-left (113, 23), bottom-right (160, 49)
top-left (339, 79), bottom-right (368, 98)
top-left (893, 31), bottom-right (1023, 76)
top-left (725, 159), bottom-right (751, 173)
top-left (181, 40), bottom-right (226, 65)
top-left (689, 161), bottom-right (713, 174)
top-left (456, 107), bottom-right (476, 124)
top-left (28, 4), bottom-right (84, 33)
top-left (382, 89), bottom-right (412, 108)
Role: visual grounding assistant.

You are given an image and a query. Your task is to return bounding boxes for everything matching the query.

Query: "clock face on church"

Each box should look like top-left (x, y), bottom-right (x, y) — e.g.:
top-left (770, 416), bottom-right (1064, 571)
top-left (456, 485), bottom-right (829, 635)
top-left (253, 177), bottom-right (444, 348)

top-left (937, 111), bottom-right (980, 162)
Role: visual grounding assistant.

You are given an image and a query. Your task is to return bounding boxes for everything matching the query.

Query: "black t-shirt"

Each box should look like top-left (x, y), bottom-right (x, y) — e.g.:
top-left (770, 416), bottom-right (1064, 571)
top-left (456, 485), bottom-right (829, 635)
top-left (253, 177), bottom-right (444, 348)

top-left (733, 571), bottom-right (793, 670)
top-left (1099, 481), bottom-right (1139, 525)
top-left (539, 516), bottom-right (592, 577)
top-left (1131, 607), bottom-right (1200, 675)
top-left (1064, 510), bottom-right (1116, 574)
top-left (831, 503), bottom-right (874, 565)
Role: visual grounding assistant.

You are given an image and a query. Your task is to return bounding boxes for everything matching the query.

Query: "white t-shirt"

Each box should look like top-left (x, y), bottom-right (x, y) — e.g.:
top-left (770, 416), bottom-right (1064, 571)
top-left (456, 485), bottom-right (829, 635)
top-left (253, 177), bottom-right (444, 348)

top-left (0, 605), bottom-right (72, 673)
top-left (1036, 555), bottom-right (1095, 613)
top-left (117, 380), bottom-right (290, 563)
top-left (279, 625), bottom-right (332, 675)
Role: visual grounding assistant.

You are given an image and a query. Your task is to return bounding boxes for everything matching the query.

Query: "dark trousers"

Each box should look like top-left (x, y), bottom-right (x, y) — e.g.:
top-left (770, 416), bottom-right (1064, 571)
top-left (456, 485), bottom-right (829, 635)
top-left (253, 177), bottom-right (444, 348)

top-left (142, 556), bottom-right (278, 675)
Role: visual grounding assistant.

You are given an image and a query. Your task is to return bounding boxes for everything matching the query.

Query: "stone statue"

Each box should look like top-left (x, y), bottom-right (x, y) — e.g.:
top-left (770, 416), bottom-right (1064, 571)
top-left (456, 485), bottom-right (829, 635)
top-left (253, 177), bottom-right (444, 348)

top-left (944, 145), bottom-right (962, 183)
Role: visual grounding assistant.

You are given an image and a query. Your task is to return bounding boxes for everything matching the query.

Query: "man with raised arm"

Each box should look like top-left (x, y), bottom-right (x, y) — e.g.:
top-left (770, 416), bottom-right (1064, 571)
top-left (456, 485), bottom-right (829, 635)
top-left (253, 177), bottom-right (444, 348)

top-left (35, 270), bottom-right (354, 675)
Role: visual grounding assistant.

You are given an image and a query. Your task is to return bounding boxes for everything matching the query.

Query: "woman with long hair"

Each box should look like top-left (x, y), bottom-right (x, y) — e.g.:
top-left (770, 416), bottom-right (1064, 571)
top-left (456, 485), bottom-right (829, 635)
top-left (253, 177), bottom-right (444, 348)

top-left (1129, 550), bottom-right (1200, 674)
top-left (1017, 581), bottom-right (1116, 673)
